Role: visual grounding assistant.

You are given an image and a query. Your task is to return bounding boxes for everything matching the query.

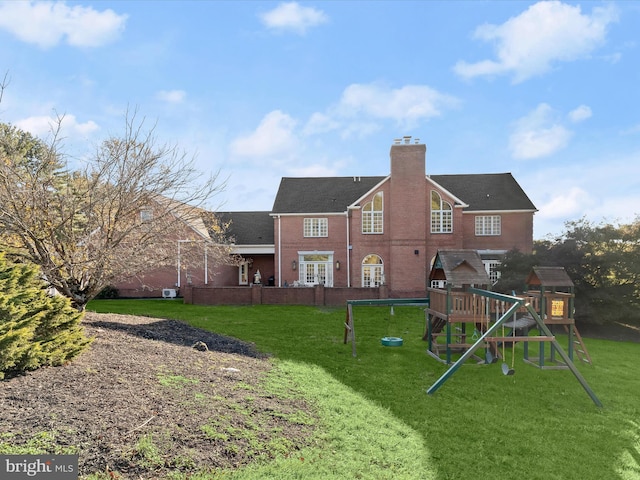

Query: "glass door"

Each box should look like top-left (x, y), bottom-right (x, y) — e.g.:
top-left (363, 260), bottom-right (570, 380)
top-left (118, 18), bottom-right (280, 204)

top-left (299, 253), bottom-right (333, 286)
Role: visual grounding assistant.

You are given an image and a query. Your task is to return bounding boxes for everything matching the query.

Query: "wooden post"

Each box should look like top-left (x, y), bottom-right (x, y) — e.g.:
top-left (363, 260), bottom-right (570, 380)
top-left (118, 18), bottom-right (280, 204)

top-left (427, 289), bottom-right (602, 408)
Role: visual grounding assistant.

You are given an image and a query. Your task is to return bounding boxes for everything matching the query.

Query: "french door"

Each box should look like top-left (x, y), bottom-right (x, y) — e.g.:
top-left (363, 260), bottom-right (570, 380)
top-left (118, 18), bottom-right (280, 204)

top-left (299, 253), bottom-right (333, 287)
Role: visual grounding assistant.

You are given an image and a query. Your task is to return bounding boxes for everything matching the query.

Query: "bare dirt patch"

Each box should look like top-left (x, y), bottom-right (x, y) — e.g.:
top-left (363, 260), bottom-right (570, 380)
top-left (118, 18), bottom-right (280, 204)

top-left (0, 313), bottom-right (315, 479)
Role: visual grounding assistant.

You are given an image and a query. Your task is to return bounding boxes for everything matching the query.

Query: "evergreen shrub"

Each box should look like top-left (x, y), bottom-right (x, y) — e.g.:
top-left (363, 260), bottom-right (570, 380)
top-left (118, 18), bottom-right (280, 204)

top-left (0, 253), bottom-right (91, 379)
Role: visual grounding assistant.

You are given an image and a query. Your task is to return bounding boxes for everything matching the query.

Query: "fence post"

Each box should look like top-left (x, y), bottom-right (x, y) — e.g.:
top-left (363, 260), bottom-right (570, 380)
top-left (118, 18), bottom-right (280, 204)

top-left (315, 284), bottom-right (325, 305)
top-left (182, 286), bottom-right (194, 304)
top-left (251, 284), bottom-right (262, 305)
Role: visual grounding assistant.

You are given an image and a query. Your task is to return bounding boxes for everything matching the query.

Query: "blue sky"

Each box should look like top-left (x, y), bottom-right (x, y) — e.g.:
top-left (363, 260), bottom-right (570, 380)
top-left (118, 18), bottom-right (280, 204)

top-left (0, 0), bottom-right (638, 239)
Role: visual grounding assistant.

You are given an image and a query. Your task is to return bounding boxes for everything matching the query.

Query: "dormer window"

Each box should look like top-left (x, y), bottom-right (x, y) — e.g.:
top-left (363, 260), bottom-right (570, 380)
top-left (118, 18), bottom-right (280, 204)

top-left (431, 191), bottom-right (452, 233)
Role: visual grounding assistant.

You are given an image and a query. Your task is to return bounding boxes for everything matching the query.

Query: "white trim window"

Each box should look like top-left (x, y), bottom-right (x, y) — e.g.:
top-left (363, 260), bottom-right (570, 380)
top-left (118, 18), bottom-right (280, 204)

top-left (483, 260), bottom-right (501, 285)
top-left (475, 215), bottom-right (501, 236)
top-left (362, 254), bottom-right (384, 287)
top-left (303, 218), bottom-right (328, 237)
top-left (362, 192), bottom-right (383, 234)
top-left (431, 191), bottom-right (452, 233)
top-left (238, 261), bottom-right (249, 285)
top-left (299, 252), bottom-right (333, 286)
top-left (140, 208), bottom-right (153, 223)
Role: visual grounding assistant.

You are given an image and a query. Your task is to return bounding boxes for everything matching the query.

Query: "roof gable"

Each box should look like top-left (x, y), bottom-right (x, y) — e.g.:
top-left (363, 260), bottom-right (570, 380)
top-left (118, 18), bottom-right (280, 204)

top-left (526, 266), bottom-right (574, 288)
top-left (430, 249), bottom-right (491, 286)
top-left (272, 172), bottom-right (536, 215)
top-left (150, 195), bottom-right (212, 240)
top-left (272, 176), bottom-right (386, 214)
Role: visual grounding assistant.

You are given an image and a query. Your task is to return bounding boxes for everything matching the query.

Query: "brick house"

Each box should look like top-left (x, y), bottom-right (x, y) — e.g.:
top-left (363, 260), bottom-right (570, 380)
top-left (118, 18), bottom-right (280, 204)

top-left (268, 136), bottom-right (535, 297)
top-left (113, 136), bottom-right (536, 300)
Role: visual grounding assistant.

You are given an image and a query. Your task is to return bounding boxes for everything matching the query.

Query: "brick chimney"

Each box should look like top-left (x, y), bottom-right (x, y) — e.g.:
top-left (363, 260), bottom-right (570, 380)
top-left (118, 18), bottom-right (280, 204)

top-left (388, 136), bottom-right (428, 294)
top-left (390, 136), bottom-right (426, 179)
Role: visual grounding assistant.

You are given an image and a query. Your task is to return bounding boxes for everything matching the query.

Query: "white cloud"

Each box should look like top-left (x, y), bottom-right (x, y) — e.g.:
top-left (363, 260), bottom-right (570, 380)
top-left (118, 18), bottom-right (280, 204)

top-left (303, 112), bottom-right (340, 136)
top-left (568, 105), bottom-right (592, 123)
top-left (259, 2), bottom-right (328, 35)
top-left (15, 113), bottom-right (99, 138)
top-left (524, 153), bottom-right (640, 237)
top-left (338, 121), bottom-right (382, 140)
top-left (288, 163), bottom-right (339, 177)
top-left (0, 1), bottom-right (127, 48)
top-left (454, 1), bottom-right (618, 83)
top-left (304, 82), bottom-right (460, 137)
top-left (533, 185), bottom-right (595, 238)
top-left (509, 103), bottom-right (572, 159)
top-left (229, 110), bottom-right (298, 158)
top-left (156, 90), bottom-right (186, 104)
top-left (538, 186), bottom-right (592, 220)
top-left (338, 84), bottom-right (459, 123)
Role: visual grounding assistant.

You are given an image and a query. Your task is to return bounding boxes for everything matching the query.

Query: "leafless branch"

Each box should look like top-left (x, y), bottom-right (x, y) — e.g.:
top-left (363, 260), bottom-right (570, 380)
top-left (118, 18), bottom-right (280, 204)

top-left (0, 110), bottom-right (230, 309)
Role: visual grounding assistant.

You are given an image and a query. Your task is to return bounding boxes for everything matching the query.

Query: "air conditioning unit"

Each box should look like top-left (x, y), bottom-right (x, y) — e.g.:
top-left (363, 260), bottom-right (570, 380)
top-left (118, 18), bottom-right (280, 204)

top-left (162, 288), bottom-right (177, 299)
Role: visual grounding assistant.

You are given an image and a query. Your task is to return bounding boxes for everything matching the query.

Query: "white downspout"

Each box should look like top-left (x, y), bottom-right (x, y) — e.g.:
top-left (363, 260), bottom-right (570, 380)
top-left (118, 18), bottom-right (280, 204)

top-left (277, 215), bottom-right (282, 287)
top-left (346, 213), bottom-right (351, 287)
top-left (177, 240), bottom-right (181, 288)
top-left (204, 244), bottom-right (208, 285)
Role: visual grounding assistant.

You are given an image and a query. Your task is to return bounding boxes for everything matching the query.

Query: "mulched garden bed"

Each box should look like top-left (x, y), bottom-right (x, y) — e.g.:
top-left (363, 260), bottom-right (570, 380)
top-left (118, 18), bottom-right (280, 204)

top-left (2, 311), bottom-right (637, 479)
top-left (0, 313), bottom-right (315, 478)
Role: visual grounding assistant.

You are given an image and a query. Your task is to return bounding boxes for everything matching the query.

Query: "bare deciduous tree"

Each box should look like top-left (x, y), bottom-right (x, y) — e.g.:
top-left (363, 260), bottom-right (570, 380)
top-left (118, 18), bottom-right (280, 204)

top-left (0, 111), bottom-right (234, 309)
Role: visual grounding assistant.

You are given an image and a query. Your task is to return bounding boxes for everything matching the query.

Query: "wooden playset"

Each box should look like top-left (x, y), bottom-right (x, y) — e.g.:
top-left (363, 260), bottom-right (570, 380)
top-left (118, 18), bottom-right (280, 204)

top-left (424, 251), bottom-right (591, 368)
top-left (342, 249), bottom-right (601, 406)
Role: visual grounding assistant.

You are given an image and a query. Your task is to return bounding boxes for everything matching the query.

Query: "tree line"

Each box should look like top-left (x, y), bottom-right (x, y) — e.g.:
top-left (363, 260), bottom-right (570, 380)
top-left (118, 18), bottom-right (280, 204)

top-left (495, 217), bottom-right (640, 325)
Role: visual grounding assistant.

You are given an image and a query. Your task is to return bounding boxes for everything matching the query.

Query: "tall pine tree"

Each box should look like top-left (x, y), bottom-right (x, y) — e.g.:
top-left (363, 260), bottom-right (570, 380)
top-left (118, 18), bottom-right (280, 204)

top-left (0, 253), bottom-right (91, 379)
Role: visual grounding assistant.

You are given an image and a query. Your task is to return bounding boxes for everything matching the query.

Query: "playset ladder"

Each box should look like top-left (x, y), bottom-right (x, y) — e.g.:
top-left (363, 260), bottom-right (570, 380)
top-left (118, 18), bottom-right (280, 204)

top-left (427, 289), bottom-right (603, 408)
top-left (565, 325), bottom-right (592, 364)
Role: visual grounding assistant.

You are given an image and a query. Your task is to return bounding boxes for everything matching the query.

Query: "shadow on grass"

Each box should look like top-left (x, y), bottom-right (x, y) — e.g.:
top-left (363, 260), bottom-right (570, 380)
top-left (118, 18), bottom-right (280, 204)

top-left (617, 420), bottom-right (640, 479)
top-left (88, 318), bottom-right (266, 359)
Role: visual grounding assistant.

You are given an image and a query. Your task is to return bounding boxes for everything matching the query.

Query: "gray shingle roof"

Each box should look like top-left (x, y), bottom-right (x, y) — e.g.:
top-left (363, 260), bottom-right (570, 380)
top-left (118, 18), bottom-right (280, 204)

top-left (430, 249), bottom-right (491, 286)
top-left (430, 173), bottom-right (537, 211)
top-left (526, 266), bottom-right (575, 288)
top-left (217, 211), bottom-right (274, 245)
top-left (272, 176), bottom-right (386, 213)
top-left (270, 173), bottom-right (535, 214)
top-left (218, 172), bottom-right (536, 246)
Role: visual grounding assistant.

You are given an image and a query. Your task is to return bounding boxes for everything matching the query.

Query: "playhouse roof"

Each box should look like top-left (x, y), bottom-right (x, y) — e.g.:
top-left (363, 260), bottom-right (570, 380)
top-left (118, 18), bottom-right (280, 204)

top-left (526, 266), bottom-right (574, 287)
top-left (430, 250), bottom-right (490, 287)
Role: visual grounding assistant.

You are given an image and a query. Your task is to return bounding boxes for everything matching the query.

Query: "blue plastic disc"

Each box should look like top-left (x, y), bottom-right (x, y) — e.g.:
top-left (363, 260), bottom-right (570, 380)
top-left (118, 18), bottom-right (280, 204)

top-left (381, 336), bottom-right (403, 347)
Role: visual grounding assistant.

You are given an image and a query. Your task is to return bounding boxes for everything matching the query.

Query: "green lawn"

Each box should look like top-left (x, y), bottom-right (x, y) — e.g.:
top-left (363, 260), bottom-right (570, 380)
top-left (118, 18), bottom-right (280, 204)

top-left (88, 300), bottom-right (640, 480)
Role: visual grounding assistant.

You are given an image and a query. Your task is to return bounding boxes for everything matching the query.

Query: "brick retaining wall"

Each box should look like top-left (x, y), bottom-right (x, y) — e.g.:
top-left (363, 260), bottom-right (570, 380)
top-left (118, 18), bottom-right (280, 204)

top-left (182, 284), bottom-right (421, 306)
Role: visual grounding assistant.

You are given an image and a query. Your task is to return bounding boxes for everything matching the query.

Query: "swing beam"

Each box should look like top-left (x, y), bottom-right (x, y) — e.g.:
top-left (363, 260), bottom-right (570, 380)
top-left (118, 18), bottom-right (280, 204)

top-left (426, 289), bottom-right (602, 408)
top-left (344, 298), bottom-right (430, 357)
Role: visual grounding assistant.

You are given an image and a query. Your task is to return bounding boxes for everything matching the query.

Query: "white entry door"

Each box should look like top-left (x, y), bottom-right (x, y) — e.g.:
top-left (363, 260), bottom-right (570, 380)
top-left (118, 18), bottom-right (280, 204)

top-left (299, 253), bottom-right (333, 287)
